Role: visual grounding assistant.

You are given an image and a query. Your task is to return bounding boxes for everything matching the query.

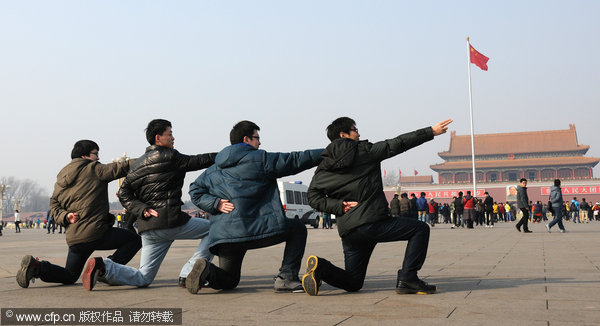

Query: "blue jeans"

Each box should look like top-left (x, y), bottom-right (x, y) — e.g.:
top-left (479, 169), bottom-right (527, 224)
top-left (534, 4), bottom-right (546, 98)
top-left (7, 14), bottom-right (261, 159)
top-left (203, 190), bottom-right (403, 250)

top-left (571, 211), bottom-right (579, 223)
top-left (314, 217), bottom-right (430, 292)
top-left (418, 211), bottom-right (427, 222)
top-left (103, 217), bottom-right (212, 287)
top-left (548, 205), bottom-right (565, 230)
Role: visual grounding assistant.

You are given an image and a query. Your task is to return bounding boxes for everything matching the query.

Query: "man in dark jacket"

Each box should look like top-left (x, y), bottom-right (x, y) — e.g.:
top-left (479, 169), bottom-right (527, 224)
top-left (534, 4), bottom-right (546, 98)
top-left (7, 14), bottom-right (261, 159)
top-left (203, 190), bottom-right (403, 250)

top-left (483, 192), bottom-right (494, 227)
top-left (186, 120), bottom-right (322, 294)
top-left (399, 193), bottom-right (411, 218)
top-left (409, 193), bottom-right (418, 219)
top-left (16, 140), bottom-right (141, 288)
top-left (301, 116), bottom-right (452, 296)
top-left (82, 119), bottom-right (217, 290)
top-left (454, 192), bottom-right (464, 228)
top-left (516, 178), bottom-right (532, 233)
top-left (390, 194), bottom-right (400, 218)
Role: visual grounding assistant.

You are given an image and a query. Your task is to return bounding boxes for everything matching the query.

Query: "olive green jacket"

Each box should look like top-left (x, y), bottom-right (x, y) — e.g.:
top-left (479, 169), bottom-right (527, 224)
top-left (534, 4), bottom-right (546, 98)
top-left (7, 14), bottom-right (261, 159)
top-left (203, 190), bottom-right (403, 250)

top-left (50, 158), bottom-right (134, 246)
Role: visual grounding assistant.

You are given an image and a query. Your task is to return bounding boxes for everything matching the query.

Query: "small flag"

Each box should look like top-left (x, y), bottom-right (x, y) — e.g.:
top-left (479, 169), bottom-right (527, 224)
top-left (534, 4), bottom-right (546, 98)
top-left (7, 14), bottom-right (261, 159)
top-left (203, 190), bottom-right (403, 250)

top-left (414, 170), bottom-right (418, 176)
top-left (383, 169), bottom-right (387, 178)
top-left (469, 44), bottom-right (489, 71)
top-left (399, 169), bottom-right (402, 177)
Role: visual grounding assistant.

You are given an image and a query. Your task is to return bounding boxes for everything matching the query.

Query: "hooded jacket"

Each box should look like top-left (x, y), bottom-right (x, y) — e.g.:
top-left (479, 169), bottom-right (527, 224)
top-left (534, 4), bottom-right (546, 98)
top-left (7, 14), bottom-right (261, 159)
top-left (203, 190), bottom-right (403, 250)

top-left (50, 158), bottom-right (134, 246)
top-left (189, 143), bottom-right (322, 253)
top-left (118, 145), bottom-right (216, 234)
top-left (307, 127), bottom-right (434, 237)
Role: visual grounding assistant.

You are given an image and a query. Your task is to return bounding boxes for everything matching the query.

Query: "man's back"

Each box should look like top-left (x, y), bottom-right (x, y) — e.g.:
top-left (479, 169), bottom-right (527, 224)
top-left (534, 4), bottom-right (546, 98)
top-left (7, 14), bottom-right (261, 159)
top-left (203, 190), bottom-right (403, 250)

top-left (190, 143), bottom-right (321, 250)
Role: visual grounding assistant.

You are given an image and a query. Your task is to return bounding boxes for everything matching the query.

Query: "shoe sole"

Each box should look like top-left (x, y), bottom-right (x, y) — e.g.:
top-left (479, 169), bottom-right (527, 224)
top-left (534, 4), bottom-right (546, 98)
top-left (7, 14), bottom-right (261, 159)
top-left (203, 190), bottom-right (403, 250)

top-left (186, 259), bottom-right (209, 294)
top-left (16, 255), bottom-right (35, 288)
top-left (302, 256), bottom-right (319, 296)
top-left (82, 258), bottom-right (100, 291)
top-left (395, 285), bottom-right (437, 295)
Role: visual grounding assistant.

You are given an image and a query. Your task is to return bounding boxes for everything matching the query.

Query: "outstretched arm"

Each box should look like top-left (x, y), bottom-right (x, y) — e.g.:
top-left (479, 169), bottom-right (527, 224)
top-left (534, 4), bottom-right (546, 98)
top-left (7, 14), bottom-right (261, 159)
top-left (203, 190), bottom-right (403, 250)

top-left (369, 119), bottom-right (453, 162)
top-left (432, 119), bottom-right (453, 136)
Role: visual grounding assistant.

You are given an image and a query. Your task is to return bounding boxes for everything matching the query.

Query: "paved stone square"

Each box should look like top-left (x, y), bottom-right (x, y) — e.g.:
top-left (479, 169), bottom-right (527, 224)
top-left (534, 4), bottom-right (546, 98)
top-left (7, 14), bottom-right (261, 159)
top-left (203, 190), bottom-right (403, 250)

top-left (1, 220), bottom-right (600, 325)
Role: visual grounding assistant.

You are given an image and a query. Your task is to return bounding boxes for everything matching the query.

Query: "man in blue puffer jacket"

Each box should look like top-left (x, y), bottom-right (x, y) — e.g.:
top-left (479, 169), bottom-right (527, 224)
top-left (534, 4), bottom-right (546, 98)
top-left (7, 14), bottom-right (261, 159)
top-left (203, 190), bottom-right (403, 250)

top-left (187, 120), bottom-right (322, 294)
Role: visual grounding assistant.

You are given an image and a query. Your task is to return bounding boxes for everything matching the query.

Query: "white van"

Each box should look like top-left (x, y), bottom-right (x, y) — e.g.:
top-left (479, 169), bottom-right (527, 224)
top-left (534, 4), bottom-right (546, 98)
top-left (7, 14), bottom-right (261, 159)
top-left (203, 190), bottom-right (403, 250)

top-left (277, 181), bottom-right (320, 228)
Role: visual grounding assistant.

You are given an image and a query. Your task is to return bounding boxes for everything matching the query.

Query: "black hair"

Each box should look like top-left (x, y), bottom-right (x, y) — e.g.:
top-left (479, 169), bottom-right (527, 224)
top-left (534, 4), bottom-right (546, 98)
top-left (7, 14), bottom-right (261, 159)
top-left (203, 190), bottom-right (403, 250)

top-left (484, 192), bottom-right (489, 195)
top-left (393, 194), bottom-right (399, 197)
top-left (71, 140), bottom-right (99, 159)
top-left (466, 191), bottom-right (471, 195)
top-left (326, 117), bottom-right (356, 142)
top-left (554, 179), bottom-right (561, 186)
top-left (458, 191), bottom-right (463, 196)
top-left (401, 193), bottom-right (408, 198)
top-left (145, 119), bottom-right (172, 145)
top-left (230, 120), bottom-right (260, 145)
top-left (520, 178), bottom-right (527, 183)
top-left (420, 192), bottom-right (426, 197)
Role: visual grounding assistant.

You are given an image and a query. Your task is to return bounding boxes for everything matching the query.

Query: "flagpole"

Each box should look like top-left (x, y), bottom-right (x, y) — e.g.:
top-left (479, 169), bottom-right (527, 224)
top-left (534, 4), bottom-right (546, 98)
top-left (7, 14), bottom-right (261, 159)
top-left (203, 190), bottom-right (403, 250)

top-left (467, 37), bottom-right (477, 197)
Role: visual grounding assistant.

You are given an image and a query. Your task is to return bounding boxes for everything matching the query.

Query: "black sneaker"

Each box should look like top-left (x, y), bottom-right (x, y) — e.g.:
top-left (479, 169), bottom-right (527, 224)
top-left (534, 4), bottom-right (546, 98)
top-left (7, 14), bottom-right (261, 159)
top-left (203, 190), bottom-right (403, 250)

top-left (82, 257), bottom-right (105, 291)
top-left (396, 279), bottom-right (437, 295)
top-left (178, 277), bottom-right (186, 288)
top-left (16, 255), bottom-right (41, 288)
top-left (302, 256), bottom-right (321, 296)
top-left (186, 259), bottom-right (210, 294)
top-left (524, 230), bottom-right (533, 233)
top-left (516, 225), bottom-right (521, 232)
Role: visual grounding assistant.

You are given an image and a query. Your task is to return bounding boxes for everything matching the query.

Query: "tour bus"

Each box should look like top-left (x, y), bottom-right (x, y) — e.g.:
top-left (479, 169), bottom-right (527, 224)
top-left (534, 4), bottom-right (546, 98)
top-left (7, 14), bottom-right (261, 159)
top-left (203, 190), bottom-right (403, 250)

top-left (278, 181), bottom-right (320, 228)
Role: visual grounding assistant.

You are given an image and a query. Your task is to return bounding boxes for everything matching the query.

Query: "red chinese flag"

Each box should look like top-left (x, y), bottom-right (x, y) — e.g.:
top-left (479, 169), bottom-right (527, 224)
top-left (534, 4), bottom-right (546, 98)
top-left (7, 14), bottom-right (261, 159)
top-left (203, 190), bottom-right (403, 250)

top-left (399, 169), bottom-right (402, 177)
top-left (383, 169), bottom-right (387, 178)
top-left (414, 169), bottom-right (418, 176)
top-left (469, 44), bottom-right (489, 71)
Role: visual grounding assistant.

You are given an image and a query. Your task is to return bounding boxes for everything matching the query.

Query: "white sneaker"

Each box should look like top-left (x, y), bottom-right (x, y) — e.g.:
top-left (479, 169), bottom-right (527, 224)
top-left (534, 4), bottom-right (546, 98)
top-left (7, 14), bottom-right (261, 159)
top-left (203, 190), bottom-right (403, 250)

top-left (560, 229), bottom-right (567, 233)
top-left (545, 224), bottom-right (551, 233)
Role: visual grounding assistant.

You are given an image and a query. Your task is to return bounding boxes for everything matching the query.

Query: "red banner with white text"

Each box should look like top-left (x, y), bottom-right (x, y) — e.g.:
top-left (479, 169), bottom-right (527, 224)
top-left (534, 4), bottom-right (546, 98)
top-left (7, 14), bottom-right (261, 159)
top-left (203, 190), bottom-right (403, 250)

top-left (540, 186), bottom-right (600, 196)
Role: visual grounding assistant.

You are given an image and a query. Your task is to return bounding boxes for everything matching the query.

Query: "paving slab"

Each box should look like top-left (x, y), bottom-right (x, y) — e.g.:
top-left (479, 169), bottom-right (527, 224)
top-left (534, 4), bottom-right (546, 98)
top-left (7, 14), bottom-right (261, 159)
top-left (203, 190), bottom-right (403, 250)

top-left (1, 220), bottom-right (600, 325)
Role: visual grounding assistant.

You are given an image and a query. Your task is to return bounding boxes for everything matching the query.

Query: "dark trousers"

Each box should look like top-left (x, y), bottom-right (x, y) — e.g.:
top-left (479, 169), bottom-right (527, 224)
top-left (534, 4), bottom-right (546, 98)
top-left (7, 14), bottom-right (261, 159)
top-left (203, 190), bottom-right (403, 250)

top-left (548, 205), bottom-right (565, 230)
top-left (322, 215), bottom-right (332, 228)
top-left (15, 222), bottom-right (21, 232)
top-left (316, 217), bottom-right (430, 292)
top-left (485, 211), bottom-right (493, 225)
top-left (206, 218), bottom-right (307, 290)
top-left (47, 220), bottom-right (56, 233)
top-left (40, 228), bottom-right (141, 284)
top-left (516, 208), bottom-right (530, 231)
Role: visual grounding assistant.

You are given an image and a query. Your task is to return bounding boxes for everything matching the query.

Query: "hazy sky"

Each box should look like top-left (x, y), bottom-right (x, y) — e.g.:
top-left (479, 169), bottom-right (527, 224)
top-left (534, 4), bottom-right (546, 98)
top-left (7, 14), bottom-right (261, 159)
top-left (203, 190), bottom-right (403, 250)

top-left (2, 1), bottom-right (599, 202)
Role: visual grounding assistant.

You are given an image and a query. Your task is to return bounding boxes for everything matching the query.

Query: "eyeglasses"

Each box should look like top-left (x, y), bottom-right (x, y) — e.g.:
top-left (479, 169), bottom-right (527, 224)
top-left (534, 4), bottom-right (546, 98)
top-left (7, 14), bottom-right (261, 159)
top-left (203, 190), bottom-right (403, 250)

top-left (349, 128), bottom-right (358, 133)
top-left (89, 151), bottom-right (99, 156)
top-left (250, 135), bottom-right (260, 140)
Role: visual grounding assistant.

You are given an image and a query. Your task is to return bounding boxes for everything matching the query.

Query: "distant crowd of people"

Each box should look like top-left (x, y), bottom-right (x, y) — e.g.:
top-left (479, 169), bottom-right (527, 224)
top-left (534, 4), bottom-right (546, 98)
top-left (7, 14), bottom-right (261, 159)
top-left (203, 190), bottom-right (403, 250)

top-left (389, 178), bottom-right (600, 234)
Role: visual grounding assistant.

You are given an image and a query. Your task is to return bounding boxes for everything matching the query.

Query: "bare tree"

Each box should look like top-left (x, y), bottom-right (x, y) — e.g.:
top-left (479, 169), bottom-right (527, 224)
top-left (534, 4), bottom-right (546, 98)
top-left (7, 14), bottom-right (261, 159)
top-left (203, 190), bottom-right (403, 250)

top-left (383, 170), bottom-right (399, 187)
top-left (0, 177), bottom-right (49, 214)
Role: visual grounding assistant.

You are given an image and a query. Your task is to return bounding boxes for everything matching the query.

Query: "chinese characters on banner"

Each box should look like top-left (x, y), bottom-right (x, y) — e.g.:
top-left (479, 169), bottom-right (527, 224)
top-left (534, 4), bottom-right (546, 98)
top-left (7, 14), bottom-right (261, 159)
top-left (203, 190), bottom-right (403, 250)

top-left (408, 189), bottom-right (486, 199)
top-left (541, 186), bottom-right (600, 196)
